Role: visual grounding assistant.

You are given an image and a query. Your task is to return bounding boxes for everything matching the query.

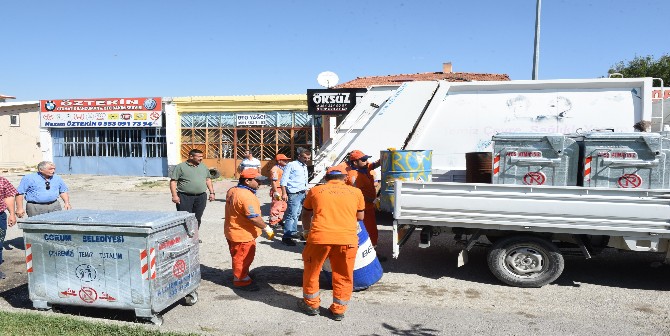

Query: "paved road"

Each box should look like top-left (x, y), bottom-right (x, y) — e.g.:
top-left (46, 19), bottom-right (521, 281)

top-left (1, 174), bottom-right (669, 335)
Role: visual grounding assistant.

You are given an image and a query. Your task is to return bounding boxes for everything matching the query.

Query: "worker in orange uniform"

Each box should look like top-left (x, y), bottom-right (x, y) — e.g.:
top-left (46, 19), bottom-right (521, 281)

top-left (345, 150), bottom-right (381, 246)
top-left (268, 154), bottom-right (290, 227)
top-left (224, 170), bottom-right (273, 292)
top-left (297, 166), bottom-right (365, 321)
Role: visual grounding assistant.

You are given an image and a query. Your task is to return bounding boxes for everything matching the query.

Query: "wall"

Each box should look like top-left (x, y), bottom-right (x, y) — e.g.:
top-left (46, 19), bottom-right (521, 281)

top-left (0, 102), bottom-right (42, 167)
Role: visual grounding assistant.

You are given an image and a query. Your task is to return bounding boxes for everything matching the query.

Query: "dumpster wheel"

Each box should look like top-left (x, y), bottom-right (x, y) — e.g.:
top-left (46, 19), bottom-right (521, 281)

top-left (184, 291), bottom-right (198, 306)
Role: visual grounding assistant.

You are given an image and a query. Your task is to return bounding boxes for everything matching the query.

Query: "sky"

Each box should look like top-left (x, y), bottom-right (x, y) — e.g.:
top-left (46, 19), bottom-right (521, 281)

top-left (1, 0), bottom-right (667, 101)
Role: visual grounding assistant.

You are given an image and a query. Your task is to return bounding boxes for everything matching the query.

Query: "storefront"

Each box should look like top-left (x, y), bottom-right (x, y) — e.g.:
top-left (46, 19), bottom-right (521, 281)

top-left (40, 97), bottom-right (167, 176)
top-left (165, 94), bottom-right (319, 178)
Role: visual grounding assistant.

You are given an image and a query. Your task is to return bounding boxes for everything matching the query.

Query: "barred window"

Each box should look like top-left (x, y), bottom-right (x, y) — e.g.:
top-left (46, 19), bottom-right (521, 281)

top-left (180, 111), bottom-right (321, 161)
top-left (59, 128), bottom-right (166, 158)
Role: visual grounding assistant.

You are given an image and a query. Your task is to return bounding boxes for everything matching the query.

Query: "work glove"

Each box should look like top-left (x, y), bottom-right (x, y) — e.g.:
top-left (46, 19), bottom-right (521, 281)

top-left (264, 226), bottom-right (275, 240)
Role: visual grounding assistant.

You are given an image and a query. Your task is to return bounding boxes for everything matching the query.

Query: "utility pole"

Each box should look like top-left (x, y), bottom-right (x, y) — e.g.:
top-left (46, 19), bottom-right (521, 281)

top-left (532, 0), bottom-right (541, 80)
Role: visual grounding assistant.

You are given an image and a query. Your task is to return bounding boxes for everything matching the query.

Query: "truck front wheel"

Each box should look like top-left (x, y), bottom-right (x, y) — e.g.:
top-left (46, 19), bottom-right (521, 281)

top-left (487, 235), bottom-right (564, 288)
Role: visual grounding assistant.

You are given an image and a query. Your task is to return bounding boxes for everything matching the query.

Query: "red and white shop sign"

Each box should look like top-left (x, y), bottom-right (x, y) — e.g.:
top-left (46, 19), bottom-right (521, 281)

top-left (39, 97), bottom-right (162, 128)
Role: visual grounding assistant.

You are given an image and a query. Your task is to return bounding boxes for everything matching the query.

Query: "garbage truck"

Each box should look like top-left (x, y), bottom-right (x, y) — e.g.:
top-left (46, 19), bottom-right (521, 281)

top-left (311, 76), bottom-right (669, 287)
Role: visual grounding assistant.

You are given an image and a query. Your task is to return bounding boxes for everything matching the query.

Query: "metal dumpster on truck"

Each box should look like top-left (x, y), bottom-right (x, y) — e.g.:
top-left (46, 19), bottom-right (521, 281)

top-left (582, 132), bottom-right (669, 189)
top-left (492, 133), bottom-right (582, 186)
top-left (18, 209), bottom-right (200, 325)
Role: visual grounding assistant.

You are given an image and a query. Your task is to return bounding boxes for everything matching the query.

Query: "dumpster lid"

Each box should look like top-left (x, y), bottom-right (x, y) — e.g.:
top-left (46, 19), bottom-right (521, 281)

top-left (583, 132), bottom-right (662, 151)
top-left (492, 133), bottom-right (578, 154)
top-left (19, 209), bottom-right (194, 228)
top-left (492, 132), bottom-right (566, 140)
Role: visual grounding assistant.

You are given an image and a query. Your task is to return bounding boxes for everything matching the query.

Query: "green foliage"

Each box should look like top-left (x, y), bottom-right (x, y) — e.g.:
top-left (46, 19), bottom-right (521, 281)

top-left (0, 311), bottom-right (196, 336)
top-left (608, 54), bottom-right (670, 85)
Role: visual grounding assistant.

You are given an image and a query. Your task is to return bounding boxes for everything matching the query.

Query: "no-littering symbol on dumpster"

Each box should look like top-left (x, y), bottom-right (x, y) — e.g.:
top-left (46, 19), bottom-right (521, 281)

top-left (79, 287), bottom-right (98, 303)
top-left (617, 174), bottom-right (642, 188)
top-left (523, 172), bottom-right (546, 185)
top-left (173, 259), bottom-right (186, 278)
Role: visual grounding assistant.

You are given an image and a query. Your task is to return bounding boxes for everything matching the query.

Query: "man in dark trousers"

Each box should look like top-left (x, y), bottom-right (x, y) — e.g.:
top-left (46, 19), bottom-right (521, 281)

top-left (0, 175), bottom-right (18, 279)
top-left (170, 149), bottom-right (215, 238)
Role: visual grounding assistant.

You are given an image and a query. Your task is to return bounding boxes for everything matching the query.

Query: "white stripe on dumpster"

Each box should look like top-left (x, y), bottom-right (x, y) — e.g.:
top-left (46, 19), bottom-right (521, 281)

top-left (25, 243), bottom-right (33, 273)
top-left (149, 248), bottom-right (156, 279)
top-left (140, 248), bottom-right (156, 280)
top-left (584, 156), bottom-right (592, 182)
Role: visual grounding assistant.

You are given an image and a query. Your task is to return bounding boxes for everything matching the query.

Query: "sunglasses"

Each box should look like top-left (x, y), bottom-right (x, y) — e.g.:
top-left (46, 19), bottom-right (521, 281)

top-left (45, 181), bottom-right (51, 190)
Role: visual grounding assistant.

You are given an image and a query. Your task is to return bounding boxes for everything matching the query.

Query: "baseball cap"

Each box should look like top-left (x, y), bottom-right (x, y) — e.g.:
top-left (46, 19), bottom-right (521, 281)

top-left (275, 154), bottom-right (290, 161)
top-left (240, 170), bottom-right (268, 180)
top-left (326, 166), bottom-right (346, 175)
top-left (349, 150), bottom-right (371, 161)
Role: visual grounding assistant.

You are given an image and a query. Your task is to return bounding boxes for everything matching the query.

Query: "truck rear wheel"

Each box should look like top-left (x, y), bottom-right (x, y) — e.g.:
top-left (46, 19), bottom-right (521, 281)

top-left (487, 235), bottom-right (564, 288)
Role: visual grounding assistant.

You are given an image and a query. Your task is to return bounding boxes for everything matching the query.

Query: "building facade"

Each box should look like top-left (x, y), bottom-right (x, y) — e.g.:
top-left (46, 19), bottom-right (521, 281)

top-left (40, 97), bottom-right (167, 176)
top-left (0, 101), bottom-right (43, 168)
top-left (165, 94), bottom-right (319, 178)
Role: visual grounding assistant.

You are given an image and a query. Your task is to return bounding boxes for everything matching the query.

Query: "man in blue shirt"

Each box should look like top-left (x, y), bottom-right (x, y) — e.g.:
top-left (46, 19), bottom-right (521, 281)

top-left (280, 148), bottom-right (311, 246)
top-left (16, 161), bottom-right (71, 218)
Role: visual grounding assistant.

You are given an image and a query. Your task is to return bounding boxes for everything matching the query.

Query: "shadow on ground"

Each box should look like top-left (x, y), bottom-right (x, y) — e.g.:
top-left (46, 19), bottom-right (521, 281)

top-left (0, 282), bottom-right (186, 325)
top-left (201, 263), bottom-right (328, 313)
top-left (381, 229), bottom-right (670, 290)
top-left (365, 323), bottom-right (441, 336)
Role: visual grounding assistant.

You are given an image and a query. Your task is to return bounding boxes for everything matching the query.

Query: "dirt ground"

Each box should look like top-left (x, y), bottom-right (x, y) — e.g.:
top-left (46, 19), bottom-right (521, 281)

top-left (1, 173), bottom-right (670, 336)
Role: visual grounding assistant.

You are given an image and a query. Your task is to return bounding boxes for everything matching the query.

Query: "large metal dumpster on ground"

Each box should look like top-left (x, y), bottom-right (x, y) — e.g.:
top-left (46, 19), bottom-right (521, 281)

top-left (18, 209), bottom-right (200, 325)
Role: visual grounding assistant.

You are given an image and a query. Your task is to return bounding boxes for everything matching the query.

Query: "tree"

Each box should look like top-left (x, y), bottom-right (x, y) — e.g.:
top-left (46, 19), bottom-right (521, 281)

top-left (608, 54), bottom-right (670, 86)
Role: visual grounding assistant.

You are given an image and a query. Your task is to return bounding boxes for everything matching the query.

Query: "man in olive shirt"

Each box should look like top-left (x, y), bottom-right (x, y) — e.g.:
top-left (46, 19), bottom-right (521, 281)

top-left (170, 149), bottom-right (215, 232)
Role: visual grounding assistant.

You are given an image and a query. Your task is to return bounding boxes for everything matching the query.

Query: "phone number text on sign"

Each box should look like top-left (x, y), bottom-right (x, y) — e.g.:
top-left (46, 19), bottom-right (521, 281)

top-left (236, 114), bottom-right (266, 126)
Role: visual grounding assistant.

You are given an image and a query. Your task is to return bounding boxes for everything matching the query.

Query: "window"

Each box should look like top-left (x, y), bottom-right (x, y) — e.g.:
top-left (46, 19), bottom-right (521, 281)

top-left (58, 128), bottom-right (166, 158)
top-left (180, 111), bottom-right (322, 161)
top-left (9, 114), bottom-right (19, 127)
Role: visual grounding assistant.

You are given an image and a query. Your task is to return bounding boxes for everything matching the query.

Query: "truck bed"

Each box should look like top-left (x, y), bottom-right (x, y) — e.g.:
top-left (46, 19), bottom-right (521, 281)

top-left (393, 181), bottom-right (670, 238)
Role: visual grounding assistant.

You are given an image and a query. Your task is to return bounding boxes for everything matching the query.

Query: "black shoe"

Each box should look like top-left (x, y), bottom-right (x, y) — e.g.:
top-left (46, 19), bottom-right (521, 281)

top-left (297, 299), bottom-right (319, 316)
top-left (285, 232), bottom-right (301, 239)
top-left (331, 311), bottom-right (345, 321)
top-left (282, 238), bottom-right (296, 246)
top-left (377, 255), bottom-right (388, 262)
top-left (234, 283), bottom-right (260, 292)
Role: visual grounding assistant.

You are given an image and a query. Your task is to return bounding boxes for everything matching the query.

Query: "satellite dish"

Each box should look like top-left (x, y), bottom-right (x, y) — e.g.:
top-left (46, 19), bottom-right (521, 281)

top-left (317, 71), bottom-right (339, 88)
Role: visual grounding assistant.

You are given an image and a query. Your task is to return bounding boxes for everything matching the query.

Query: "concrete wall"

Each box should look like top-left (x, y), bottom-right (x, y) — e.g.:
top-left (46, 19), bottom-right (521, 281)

top-left (0, 102), bottom-right (42, 167)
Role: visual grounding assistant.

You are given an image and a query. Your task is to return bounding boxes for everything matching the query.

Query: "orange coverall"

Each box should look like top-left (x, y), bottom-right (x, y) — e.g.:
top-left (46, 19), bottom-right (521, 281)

top-left (268, 165), bottom-right (287, 225)
top-left (301, 179), bottom-right (365, 315)
top-left (345, 162), bottom-right (379, 245)
top-left (224, 186), bottom-right (263, 287)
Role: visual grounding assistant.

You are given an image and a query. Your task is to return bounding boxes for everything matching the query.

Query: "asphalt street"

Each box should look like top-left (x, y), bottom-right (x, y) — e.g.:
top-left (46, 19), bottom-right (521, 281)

top-left (0, 174), bottom-right (669, 335)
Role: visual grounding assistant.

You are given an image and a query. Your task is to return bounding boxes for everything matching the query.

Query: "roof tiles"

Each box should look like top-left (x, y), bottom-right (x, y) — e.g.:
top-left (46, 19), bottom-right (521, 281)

top-left (334, 71), bottom-right (510, 89)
